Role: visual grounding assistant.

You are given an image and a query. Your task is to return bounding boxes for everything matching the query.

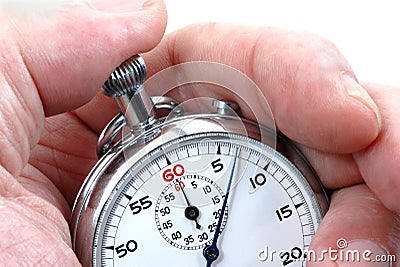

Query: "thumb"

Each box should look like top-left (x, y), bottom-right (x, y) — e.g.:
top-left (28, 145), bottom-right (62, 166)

top-left (0, 0), bottom-right (166, 176)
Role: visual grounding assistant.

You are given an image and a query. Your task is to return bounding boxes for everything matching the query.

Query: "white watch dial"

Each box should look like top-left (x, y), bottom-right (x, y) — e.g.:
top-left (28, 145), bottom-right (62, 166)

top-left (93, 132), bottom-right (322, 267)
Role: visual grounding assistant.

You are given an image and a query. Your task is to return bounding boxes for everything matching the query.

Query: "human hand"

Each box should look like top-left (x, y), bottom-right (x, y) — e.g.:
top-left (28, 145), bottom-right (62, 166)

top-left (0, 2), bottom-right (399, 267)
top-left (137, 24), bottom-right (399, 266)
top-left (0, 0), bottom-right (166, 265)
top-left (76, 24), bottom-right (400, 266)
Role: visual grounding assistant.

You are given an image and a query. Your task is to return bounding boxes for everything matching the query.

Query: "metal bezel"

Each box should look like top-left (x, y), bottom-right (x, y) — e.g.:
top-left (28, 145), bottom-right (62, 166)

top-left (70, 113), bottom-right (329, 266)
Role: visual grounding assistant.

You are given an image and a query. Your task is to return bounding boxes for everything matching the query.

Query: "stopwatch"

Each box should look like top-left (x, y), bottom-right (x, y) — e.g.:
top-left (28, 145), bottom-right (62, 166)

top-left (71, 55), bottom-right (329, 267)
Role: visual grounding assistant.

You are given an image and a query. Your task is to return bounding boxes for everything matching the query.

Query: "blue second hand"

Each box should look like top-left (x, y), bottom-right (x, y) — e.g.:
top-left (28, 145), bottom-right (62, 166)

top-left (203, 147), bottom-right (239, 267)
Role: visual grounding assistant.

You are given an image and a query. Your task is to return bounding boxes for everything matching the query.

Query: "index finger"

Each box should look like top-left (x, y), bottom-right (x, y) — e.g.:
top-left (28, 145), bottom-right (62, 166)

top-left (143, 23), bottom-right (381, 154)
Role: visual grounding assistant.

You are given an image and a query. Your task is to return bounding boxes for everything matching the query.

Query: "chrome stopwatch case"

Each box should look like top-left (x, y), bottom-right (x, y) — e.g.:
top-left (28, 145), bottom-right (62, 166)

top-left (71, 55), bottom-right (329, 267)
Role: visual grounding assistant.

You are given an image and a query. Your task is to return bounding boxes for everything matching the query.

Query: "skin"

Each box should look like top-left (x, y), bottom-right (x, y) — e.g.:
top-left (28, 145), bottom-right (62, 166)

top-left (0, 0), bottom-right (399, 266)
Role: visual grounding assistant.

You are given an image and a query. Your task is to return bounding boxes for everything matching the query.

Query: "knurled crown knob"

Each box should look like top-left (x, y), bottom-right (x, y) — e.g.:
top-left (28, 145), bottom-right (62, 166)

top-left (102, 55), bottom-right (156, 129)
top-left (102, 55), bottom-right (147, 98)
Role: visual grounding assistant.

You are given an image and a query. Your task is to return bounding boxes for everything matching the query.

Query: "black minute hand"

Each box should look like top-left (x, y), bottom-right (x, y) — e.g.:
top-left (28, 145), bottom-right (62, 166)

top-left (179, 181), bottom-right (202, 229)
top-left (203, 147), bottom-right (239, 267)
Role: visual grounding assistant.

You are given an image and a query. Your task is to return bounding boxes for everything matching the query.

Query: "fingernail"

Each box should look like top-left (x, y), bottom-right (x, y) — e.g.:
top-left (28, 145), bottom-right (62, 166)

top-left (90, 0), bottom-right (152, 13)
top-left (341, 73), bottom-right (382, 129)
top-left (337, 240), bottom-right (391, 267)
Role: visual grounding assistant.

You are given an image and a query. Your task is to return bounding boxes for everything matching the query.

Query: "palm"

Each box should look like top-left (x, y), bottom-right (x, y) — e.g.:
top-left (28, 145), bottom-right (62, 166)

top-left (7, 95), bottom-right (121, 265)
top-left (5, 111), bottom-right (99, 266)
top-left (28, 108), bottom-right (108, 206)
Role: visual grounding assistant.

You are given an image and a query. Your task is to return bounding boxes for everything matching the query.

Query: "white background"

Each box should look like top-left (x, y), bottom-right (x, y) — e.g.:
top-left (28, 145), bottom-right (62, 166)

top-left (164, 0), bottom-right (399, 87)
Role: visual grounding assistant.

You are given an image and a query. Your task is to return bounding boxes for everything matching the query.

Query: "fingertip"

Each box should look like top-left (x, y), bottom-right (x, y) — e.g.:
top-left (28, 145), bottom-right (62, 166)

top-left (13, 0), bottom-right (167, 116)
top-left (89, 0), bottom-right (150, 13)
top-left (90, 0), bottom-right (168, 51)
top-left (341, 73), bottom-right (382, 134)
top-left (274, 68), bottom-right (381, 154)
top-left (241, 29), bottom-right (377, 153)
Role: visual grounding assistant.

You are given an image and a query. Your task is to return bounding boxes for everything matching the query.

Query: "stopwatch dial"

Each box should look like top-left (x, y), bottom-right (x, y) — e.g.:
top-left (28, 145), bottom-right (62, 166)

top-left (93, 133), bottom-right (323, 267)
top-left (155, 175), bottom-right (227, 250)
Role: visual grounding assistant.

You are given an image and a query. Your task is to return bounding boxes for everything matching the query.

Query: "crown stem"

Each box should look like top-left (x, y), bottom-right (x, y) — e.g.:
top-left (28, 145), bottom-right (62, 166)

top-left (102, 55), bottom-right (157, 130)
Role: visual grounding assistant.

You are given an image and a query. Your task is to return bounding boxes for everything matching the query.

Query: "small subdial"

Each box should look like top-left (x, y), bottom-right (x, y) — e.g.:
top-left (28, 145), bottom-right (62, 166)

top-left (155, 174), bottom-right (227, 250)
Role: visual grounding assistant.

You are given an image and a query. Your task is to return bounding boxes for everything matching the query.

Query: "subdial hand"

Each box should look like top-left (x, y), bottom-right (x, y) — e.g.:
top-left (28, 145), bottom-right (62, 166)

top-left (178, 181), bottom-right (202, 230)
top-left (203, 147), bottom-right (239, 267)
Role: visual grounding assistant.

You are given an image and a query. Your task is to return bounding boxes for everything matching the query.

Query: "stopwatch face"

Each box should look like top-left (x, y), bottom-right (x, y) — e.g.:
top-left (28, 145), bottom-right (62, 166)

top-left (93, 132), bottom-right (323, 266)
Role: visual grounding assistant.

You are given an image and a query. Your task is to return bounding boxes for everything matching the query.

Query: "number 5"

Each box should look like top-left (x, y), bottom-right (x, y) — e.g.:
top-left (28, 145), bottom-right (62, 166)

top-left (211, 158), bottom-right (224, 173)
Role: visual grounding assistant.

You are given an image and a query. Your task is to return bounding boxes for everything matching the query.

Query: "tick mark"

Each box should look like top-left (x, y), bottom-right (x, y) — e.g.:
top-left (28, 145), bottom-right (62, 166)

top-left (123, 193), bottom-right (132, 200)
top-left (165, 156), bottom-right (171, 165)
top-left (263, 162), bottom-right (270, 171)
